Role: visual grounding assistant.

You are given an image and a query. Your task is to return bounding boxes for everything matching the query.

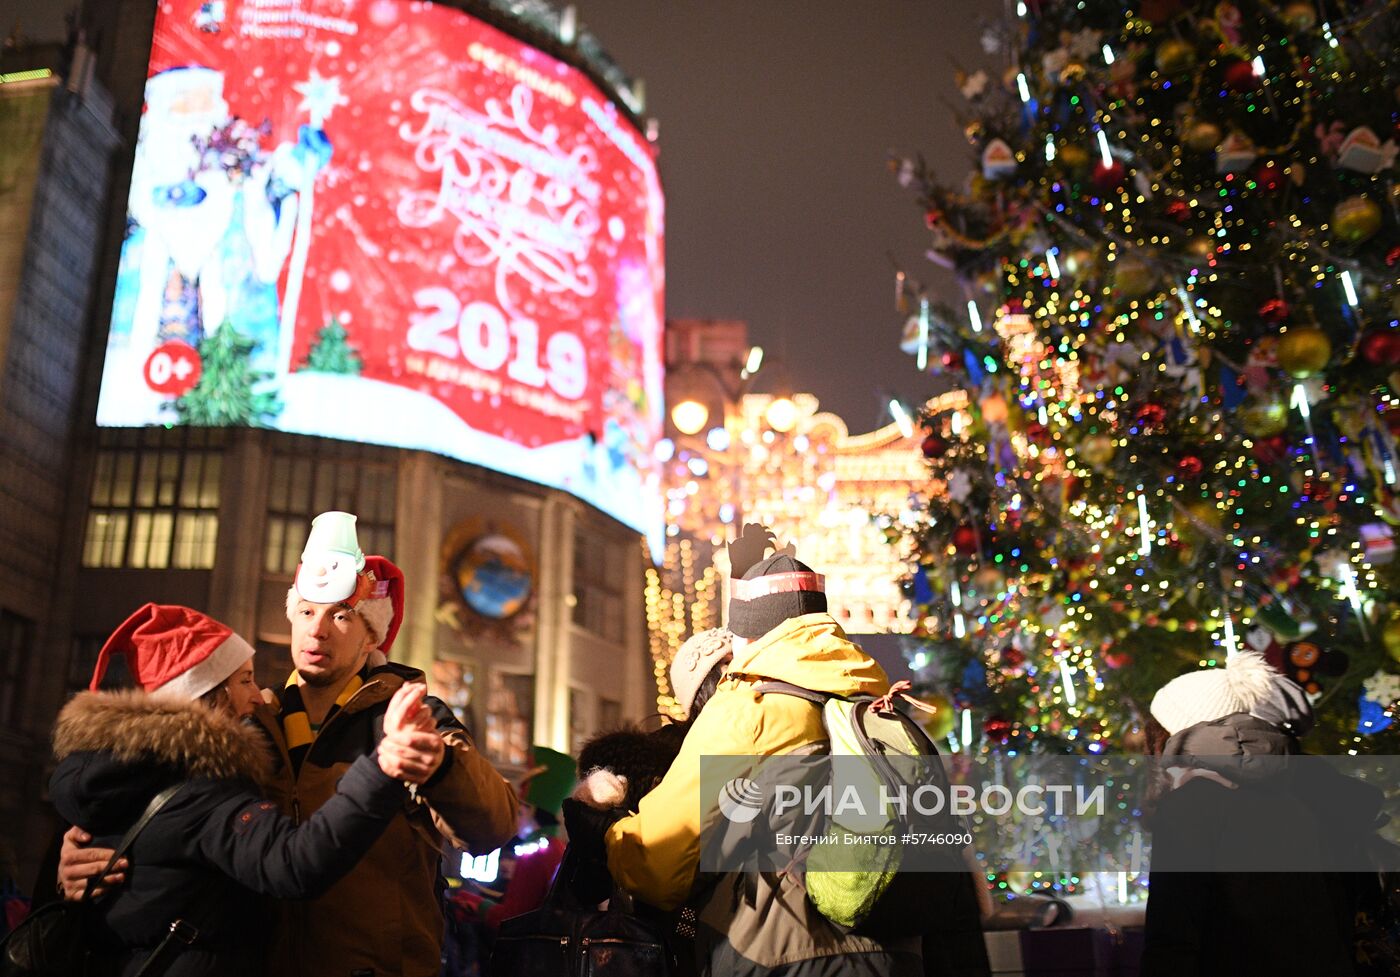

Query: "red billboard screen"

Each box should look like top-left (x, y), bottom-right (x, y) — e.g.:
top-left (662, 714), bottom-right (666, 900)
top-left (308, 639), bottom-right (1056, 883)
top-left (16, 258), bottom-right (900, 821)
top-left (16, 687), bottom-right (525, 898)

top-left (98, 0), bottom-right (665, 539)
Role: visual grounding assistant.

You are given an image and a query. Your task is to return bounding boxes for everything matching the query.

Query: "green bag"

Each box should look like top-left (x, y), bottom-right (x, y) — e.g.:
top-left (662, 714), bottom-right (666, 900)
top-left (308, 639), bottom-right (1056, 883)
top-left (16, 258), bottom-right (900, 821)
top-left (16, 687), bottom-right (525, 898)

top-left (756, 680), bottom-right (963, 936)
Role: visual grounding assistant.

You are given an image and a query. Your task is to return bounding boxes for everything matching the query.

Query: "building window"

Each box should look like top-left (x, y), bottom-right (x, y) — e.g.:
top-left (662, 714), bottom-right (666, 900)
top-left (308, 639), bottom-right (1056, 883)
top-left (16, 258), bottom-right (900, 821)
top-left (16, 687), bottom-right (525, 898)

top-left (263, 452), bottom-right (396, 575)
top-left (572, 532), bottom-right (626, 643)
top-left (597, 696), bottom-right (622, 734)
top-left (570, 687), bottom-right (589, 755)
top-left (485, 670), bottom-right (533, 767)
top-left (0, 609), bottom-right (36, 727)
top-left (83, 431), bottom-right (223, 569)
top-left (67, 635), bottom-right (109, 696)
top-left (431, 659), bottom-right (477, 731)
top-left (253, 640), bottom-right (291, 692)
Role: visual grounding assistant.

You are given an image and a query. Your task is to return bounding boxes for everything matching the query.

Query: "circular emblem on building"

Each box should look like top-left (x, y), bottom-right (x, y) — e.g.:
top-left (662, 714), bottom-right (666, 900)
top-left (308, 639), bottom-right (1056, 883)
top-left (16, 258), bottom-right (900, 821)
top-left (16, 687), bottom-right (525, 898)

top-left (454, 533), bottom-right (532, 620)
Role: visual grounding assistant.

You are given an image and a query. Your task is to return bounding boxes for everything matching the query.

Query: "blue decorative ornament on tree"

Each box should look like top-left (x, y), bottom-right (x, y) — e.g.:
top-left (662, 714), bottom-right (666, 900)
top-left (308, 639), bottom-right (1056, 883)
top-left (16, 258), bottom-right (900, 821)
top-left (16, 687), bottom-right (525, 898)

top-left (1356, 695), bottom-right (1393, 736)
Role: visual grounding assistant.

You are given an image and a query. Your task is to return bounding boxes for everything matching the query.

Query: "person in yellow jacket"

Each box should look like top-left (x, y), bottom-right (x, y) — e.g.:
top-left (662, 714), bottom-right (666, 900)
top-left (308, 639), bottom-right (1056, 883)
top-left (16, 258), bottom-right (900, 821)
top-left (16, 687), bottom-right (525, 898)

top-left (565, 549), bottom-right (924, 977)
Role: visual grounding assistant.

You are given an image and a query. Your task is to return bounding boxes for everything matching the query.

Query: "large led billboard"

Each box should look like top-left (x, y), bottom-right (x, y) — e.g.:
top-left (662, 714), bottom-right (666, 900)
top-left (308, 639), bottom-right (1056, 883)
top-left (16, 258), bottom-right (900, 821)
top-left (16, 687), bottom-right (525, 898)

top-left (97, 0), bottom-right (665, 540)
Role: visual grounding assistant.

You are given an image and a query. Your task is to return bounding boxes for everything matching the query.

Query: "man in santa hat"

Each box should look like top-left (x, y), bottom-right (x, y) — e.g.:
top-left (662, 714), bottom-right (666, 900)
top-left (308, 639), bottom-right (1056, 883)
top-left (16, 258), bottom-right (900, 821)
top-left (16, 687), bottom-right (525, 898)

top-left (61, 511), bottom-right (518, 977)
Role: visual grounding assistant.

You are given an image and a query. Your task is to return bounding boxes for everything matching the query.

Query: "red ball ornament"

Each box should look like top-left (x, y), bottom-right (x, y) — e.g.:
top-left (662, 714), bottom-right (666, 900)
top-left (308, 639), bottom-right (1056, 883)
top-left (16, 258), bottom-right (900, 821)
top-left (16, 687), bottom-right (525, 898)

top-left (924, 208), bottom-right (943, 229)
top-left (951, 525), bottom-right (979, 555)
top-left (1258, 298), bottom-right (1290, 325)
top-left (1252, 434), bottom-right (1289, 464)
top-left (1359, 329), bottom-right (1400, 366)
top-left (1223, 58), bottom-right (1260, 92)
top-left (1024, 422), bottom-right (1053, 445)
top-left (1092, 160), bottom-right (1126, 192)
top-left (1177, 455), bottom-right (1204, 478)
top-left (1386, 246), bottom-right (1400, 268)
top-left (1000, 646), bottom-right (1026, 669)
top-left (1253, 160), bottom-right (1284, 193)
top-left (1165, 199), bottom-right (1192, 223)
top-left (940, 350), bottom-right (961, 371)
top-left (921, 433), bottom-right (950, 459)
top-left (1134, 402), bottom-right (1168, 431)
top-left (983, 715), bottom-right (1013, 744)
top-left (1102, 650), bottom-right (1134, 669)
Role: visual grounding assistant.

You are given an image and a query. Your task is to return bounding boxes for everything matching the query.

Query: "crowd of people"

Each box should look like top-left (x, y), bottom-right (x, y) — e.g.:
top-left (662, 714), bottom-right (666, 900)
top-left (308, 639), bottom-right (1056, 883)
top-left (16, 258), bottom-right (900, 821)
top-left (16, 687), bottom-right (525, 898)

top-left (4, 516), bottom-right (1393, 977)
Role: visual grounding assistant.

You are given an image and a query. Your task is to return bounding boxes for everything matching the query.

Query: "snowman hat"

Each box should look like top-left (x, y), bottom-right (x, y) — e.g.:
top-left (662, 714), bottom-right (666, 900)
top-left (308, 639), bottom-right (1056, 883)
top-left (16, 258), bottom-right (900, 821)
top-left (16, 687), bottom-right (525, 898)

top-left (286, 511), bottom-right (405, 652)
top-left (91, 603), bottom-right (255, 702)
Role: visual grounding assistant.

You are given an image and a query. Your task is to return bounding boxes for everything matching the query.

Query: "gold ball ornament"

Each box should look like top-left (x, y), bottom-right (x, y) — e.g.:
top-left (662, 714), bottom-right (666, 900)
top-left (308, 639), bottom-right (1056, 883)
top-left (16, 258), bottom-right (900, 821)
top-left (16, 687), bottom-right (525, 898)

top-left (1281, 1), bottom-right (1318, 31)
top-left (1078, 433), bottom-right (1116, 467)
top-left (1276, 327), bottom-right (1332, 378)
top-left (1064, 247), bottom-right (1095, 277)
top-left (1186, 500), bottom-right (1222, 531)
top-left (921, 694), bottom-right (957, 740)
top-left (1155, 38), bottom-right (1197, 77)
top-left (1060, 61), bottom-right (1088, 84)
top-left (1332, 195), bottom-right (1383, 244)
top-left (1112, 255), bottom-right (1158, 299)
top-left (1383, 613), bottom-right (1400, 663)
top-left (979, 393), bottom-right (1009, 425)
top-left (973, 565), bottom-right (1006, 595)
top-left (1239, 395), bottom-right (1289, 437)
top-left (1058, 142), bottom-right (1091, 172)
top-left (1185, 120), bottom-right (1223, 153)
top-left (1184, 236), bottom-right (1216, 261)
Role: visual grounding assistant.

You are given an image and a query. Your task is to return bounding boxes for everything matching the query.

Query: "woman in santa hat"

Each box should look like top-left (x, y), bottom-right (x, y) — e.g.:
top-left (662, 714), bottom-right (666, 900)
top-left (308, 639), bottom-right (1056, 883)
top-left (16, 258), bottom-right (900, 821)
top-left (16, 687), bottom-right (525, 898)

top-left (46, 603), bottom-right (442, 976)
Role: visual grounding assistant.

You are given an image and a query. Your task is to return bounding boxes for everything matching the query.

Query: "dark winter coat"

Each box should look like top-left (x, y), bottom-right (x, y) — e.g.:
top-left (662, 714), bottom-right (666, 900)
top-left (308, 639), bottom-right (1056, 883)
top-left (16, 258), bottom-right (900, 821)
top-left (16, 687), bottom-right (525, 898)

top-left (1142, 712), bottom-right (1381, 977)
top-left (249, 660), bottom-right (519, 977)
top-left (48, 689), bottom-right (407, 977)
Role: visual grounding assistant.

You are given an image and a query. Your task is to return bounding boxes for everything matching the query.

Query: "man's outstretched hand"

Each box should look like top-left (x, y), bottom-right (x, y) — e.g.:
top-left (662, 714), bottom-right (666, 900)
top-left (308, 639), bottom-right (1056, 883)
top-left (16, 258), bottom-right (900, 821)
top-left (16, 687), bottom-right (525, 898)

top-left (57, 826), bottom-right (123, 901)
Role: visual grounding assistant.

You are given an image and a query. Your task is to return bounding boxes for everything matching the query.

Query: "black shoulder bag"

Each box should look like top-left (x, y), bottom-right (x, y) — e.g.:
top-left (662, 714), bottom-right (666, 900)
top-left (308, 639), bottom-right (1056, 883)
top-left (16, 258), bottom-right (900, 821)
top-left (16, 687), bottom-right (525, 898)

top-left (1, 784), bottom-right (187, 977)
top-left (489, 846), bottom-right (674, 977)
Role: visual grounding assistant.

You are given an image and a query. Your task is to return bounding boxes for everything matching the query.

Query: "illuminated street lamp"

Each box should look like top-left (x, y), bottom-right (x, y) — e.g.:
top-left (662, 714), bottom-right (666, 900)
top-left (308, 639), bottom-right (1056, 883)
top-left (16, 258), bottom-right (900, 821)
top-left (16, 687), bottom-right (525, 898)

top-left (765, 396), bottom-right (799, 433)
top-left (670, 398), bottom-right (710, 435)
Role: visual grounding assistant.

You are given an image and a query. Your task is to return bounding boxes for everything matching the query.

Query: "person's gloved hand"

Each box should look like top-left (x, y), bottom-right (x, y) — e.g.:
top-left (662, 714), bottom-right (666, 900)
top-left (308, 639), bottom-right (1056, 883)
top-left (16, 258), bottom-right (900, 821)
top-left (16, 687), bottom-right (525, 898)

top-left (561, 797), bottom-right (623, 865)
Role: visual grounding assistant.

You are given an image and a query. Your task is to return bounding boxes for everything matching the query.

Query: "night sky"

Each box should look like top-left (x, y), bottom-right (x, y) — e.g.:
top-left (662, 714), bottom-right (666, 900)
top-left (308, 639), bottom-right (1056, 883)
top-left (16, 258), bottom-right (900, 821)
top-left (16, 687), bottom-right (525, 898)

top-left (2, 0), bottom-right (991, 430)
top-left (573, 0), bottom-right (989, 429)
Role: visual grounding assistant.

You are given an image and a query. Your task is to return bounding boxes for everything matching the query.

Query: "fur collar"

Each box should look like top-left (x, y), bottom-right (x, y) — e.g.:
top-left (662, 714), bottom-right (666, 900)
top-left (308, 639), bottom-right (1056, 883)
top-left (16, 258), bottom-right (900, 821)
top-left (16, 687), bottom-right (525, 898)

top-left (54, 689), bottom-right (273, 783)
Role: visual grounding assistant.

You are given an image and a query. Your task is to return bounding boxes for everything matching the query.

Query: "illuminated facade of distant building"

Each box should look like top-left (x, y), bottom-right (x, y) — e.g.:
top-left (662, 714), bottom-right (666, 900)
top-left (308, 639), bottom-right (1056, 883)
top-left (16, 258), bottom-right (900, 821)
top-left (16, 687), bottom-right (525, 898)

top-left (647, 318), bottom-right (963, 714)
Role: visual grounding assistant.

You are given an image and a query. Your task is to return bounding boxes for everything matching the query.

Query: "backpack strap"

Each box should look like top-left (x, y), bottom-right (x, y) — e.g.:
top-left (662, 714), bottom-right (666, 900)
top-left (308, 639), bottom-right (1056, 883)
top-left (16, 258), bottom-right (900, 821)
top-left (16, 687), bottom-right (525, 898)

top-left (753, 680), bottom-right (833, 707)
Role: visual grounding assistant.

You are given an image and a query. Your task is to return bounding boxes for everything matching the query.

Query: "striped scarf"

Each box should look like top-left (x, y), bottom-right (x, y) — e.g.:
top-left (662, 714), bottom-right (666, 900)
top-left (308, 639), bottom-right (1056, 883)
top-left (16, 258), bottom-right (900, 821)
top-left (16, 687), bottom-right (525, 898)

top-left (280, 668), bottom-right (366, 775)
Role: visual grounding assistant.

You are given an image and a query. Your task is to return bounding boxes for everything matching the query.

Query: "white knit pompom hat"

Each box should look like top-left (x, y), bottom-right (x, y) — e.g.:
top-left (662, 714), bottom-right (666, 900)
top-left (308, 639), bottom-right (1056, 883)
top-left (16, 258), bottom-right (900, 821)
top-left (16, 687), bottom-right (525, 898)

top-left (1149, 651), bottom-right (1282, 735)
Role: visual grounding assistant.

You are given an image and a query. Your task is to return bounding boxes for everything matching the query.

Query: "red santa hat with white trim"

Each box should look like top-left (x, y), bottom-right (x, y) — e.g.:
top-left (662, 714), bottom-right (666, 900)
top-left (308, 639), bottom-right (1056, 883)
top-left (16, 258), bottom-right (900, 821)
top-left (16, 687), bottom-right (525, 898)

top-left (90, 603), bottom-right (255, 701)
top-left (285, 511), bottom-right (405, 653)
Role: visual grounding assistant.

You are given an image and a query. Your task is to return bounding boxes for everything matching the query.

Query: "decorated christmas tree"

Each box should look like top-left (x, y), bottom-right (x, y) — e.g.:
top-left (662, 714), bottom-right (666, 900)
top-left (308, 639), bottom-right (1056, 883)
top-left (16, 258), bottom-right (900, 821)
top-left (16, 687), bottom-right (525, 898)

top-left (890, 0), bottom-right (1400, 754)
top-left (174, 321), bottom-right (282, 427)
top-left (299, 316), bottom-right (363, 375)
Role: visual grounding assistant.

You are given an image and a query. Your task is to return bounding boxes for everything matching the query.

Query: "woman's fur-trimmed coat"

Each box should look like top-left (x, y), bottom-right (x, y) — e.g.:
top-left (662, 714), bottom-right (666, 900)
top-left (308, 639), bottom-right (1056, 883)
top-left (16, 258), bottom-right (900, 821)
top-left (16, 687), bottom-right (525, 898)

top-left (49, 690), bottom-right (406, 977)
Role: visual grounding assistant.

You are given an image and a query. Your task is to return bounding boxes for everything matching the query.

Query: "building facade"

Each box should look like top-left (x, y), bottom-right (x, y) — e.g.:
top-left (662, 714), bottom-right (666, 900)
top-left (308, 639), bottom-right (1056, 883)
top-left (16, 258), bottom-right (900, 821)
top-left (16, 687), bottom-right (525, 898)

top-left (0, 43), bottom-right (120, 885)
